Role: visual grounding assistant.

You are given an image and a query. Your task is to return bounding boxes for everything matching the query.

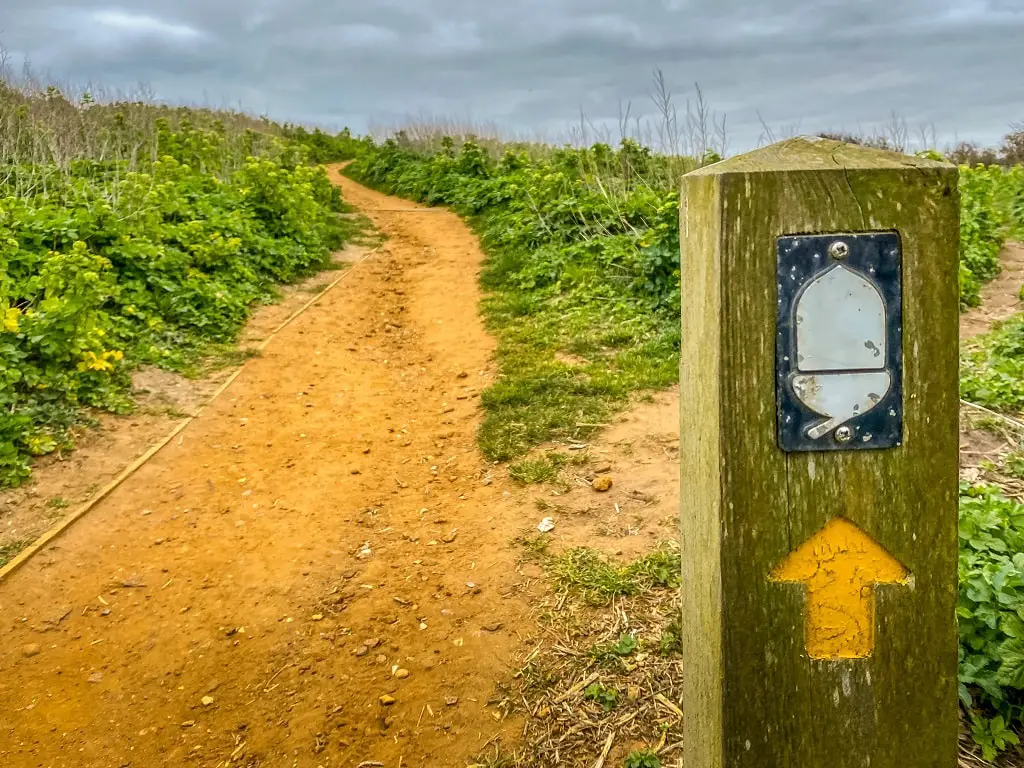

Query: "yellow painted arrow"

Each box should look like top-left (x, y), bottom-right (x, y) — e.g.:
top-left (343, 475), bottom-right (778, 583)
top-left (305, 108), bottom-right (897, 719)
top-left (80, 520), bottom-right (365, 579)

top-left (770, 517), bottom-right (911, 660)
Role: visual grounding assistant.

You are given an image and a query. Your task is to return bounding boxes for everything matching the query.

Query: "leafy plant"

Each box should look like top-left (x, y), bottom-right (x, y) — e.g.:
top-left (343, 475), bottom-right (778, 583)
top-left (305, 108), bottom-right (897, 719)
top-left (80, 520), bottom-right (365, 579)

top-left (958, 164), bottom-right (1024, 307)
top-left (958, 483), bottom-right (1024, 750)
top-left (623, 750), bottom-right (661, 768)
top-left (659, 615), bottom-right (684, 657)
top-left (589, 633), bottom-right (638, 666)
top-left (961, 314), bottom-right (1024, 412)
top-left (970, 714), bottom-right (1020, 762)
top-left (583, 682), bottom-right (619, 712)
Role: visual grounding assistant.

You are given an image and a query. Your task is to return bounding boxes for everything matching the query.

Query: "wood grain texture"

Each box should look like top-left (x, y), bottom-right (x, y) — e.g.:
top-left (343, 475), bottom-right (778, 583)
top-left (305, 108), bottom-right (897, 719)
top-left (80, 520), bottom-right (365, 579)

top-left (679, 137), bottom-right (959, 768)
top-left (679, 172), bottom-right (724, 768)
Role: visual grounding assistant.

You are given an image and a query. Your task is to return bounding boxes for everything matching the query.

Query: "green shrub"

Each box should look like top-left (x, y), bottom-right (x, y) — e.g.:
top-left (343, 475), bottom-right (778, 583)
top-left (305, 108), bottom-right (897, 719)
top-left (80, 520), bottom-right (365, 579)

top-left (280, 125), bottom-right (372, 164)
top-left (958, 483), bottom-right (1024, 753)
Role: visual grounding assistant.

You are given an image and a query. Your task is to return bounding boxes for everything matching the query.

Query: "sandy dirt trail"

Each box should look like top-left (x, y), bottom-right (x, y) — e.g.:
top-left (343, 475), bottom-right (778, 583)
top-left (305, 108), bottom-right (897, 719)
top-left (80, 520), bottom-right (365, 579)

top-left (0, 167), bottom-right (536, 768)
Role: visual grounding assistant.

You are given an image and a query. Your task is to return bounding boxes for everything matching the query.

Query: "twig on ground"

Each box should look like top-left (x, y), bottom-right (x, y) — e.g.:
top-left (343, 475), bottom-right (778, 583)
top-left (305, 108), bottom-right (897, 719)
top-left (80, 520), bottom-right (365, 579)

top-left (961, 399), bottom-right (1024, 433)
top-left (592, 732), bottom-right (616, 768)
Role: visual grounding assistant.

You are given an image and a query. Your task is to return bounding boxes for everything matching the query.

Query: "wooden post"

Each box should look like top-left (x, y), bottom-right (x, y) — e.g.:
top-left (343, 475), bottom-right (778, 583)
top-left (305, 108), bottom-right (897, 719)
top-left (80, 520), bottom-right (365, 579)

top-left (679, 137), bottom-right (960, 768)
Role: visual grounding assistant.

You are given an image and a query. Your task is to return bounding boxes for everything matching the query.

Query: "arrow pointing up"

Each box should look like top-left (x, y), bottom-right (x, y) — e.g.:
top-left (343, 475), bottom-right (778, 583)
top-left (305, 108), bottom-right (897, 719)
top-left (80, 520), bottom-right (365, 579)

top-left (770, 517), bottom-right (911, 660)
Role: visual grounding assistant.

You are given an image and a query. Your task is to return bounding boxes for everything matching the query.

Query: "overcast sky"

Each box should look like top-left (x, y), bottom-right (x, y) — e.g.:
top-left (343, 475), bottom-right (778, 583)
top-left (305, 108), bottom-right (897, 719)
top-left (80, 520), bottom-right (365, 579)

top-left (2, 0), bottom-right (1023, 152)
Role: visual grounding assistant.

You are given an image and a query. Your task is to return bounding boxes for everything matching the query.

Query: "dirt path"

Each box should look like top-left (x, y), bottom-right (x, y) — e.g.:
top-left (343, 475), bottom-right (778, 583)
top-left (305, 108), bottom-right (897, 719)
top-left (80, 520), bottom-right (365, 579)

top-left (960, 242), bottom-right (1024, 339)
top-left (0, 169), bottom-right (537, 767)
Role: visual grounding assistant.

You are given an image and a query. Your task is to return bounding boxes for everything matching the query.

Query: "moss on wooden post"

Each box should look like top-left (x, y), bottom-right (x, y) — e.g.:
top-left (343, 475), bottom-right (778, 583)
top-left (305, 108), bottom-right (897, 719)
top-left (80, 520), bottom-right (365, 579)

top-left (679, 137), bottom-right (960, 768)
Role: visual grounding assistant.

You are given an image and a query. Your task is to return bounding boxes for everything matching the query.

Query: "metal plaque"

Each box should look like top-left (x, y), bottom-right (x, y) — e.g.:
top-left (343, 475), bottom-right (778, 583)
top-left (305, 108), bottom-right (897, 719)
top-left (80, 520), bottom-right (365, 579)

top-left (776, 232), bottom-right (903, 452)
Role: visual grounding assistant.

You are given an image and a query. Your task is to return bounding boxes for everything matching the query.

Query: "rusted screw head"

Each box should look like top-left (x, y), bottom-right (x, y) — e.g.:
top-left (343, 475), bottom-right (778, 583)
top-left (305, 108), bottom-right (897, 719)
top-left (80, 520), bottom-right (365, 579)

top-left (834, 425), bottom-right (853, 443)
top-left (828, 241), bottom-right (850, 260)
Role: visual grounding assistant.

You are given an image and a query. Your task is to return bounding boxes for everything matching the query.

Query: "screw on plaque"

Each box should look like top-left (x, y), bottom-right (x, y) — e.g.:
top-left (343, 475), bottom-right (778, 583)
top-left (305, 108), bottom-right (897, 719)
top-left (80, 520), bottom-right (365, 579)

top-left (834, 426), bottom-right (853, 443)
top-left (828, 241), bottom-right (850, 260)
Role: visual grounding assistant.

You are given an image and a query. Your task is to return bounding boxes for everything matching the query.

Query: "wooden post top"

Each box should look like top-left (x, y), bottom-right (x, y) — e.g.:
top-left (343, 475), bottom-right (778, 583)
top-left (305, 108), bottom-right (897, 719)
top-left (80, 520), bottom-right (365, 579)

top-left (685, 135), bottom-right (954, 175)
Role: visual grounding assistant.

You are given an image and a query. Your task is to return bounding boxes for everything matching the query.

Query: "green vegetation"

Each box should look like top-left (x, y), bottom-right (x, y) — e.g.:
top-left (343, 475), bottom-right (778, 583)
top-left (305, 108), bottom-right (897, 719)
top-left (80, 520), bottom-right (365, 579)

top-left (513, 532), bottom-right (551, 559)
top-left (280, 125), bottom-right (371, 164)
top-left (958, 483), bottom-right (1024, 758)
top-left (623, 751), bottom-right (662, 768)
top-left (583, 682), bottom-right (619, 712)
top-left (961, 315), bottom-right (1024, 411)
top-left (658, 615), bottom-right (684, 657)
top-left (589, 633), bottom-right (639, 667)
top-left (0, 80), bottom-right (357, 486)
top-left (548, 546), bottom-right (680, 605)
top-left (509, 454), bottom-right (565, 484)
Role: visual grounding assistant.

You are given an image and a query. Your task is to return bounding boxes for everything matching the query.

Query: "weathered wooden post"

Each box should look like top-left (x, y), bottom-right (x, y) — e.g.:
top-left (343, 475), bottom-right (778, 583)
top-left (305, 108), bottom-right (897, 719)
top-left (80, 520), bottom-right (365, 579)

top-left (679, 137), bottom-right (960, 767)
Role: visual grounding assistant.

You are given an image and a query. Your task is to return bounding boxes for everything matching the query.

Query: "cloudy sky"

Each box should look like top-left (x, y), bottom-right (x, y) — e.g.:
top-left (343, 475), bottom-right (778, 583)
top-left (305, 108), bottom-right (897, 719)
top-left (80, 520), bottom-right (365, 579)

top-left (2, 0), bottom-right (1023, 151)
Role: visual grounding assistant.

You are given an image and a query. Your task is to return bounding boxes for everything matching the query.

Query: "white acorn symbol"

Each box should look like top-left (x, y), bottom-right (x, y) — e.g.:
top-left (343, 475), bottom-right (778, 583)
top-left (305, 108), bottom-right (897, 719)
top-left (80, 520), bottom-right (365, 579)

top-left (791, 263), bottom-right (891, 440)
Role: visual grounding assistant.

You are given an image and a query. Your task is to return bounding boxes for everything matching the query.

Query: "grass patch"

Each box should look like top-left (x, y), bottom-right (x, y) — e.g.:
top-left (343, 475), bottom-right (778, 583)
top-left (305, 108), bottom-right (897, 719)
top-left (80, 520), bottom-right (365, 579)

top-left (509, 455), bottom-right (563, 484)
top-left (548, 545), bottom-right (680, 606)
top-left (513, 533), bottom-right (551, 559)
top-left (488, 552), bottom-right (684, 766)
top-left (477, 296), bottom-right (679, 461)
top-left (507, 454), bottom-right (581, 483)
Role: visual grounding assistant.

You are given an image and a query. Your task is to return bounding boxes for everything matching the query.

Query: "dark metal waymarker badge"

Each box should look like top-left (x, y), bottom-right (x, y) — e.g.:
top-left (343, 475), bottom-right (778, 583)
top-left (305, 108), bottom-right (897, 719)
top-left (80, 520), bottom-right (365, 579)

top-left (776, 232), bottom-right (903, 452)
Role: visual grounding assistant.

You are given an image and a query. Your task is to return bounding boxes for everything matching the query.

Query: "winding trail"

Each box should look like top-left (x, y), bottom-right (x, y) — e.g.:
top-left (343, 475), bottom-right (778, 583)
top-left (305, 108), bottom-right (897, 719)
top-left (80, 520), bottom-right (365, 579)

top-left (0, 167), bottom-right (534, 767)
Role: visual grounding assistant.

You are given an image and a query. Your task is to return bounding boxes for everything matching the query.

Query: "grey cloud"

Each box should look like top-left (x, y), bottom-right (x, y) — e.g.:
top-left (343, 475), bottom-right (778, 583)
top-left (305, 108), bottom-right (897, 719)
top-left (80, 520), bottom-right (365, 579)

top-left (1, 0), bottom-right (1022, 150)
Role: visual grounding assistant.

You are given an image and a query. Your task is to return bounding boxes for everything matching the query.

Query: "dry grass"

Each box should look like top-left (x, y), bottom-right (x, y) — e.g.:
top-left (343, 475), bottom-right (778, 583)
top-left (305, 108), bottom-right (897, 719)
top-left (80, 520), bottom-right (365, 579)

top-left (0, 42), bottom-right (283, 194)
top-left (371, 70), bottom-right (725, 174)
top-left (481, 545), bottom-right (684, 767)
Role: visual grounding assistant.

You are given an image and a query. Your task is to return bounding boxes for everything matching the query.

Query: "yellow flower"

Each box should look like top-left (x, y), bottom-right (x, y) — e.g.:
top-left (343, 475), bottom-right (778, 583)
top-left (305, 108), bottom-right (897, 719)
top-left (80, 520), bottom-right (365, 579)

top-left (3, 307), bottom-right (21, 333)
top-left (76, 349), bottom-right (123, 372)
